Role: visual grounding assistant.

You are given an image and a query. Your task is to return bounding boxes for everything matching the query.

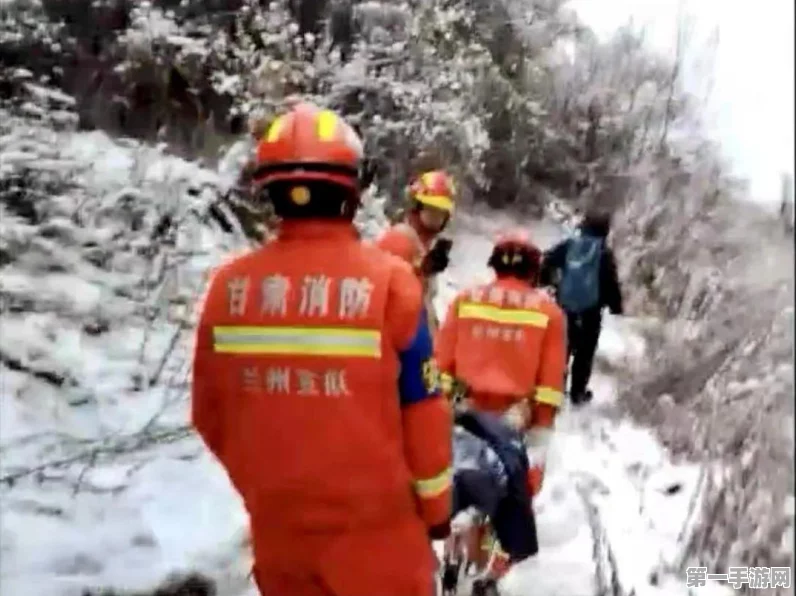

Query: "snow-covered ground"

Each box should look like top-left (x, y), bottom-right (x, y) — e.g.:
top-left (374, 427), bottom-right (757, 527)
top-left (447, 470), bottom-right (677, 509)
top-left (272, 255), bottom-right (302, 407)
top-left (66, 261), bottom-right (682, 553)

top-left (1, 120), bottom-right (731, 596)
top-left (0, 118), bottom-right (257, 596)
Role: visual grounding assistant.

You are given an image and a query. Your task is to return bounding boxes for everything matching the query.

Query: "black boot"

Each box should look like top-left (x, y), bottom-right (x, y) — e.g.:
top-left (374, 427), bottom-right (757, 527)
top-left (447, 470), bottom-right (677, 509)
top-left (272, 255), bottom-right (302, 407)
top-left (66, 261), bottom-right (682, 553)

top-left (441, 558), bottom-right (462, 595)
top-left (471, 577), bottom-right (500, 596)
top-left (570, 389), bottom-right (593, 406)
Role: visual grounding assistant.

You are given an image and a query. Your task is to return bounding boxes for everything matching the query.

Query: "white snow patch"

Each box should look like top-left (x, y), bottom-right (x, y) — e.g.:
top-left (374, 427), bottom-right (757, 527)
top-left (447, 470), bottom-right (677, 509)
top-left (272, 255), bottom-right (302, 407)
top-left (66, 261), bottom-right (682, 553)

top-left (23, 83), bottom-right (76, 106)
top-left (1, 453), bottom-right (250, 596)
top-left (596, 314), bottom-right (649, 368)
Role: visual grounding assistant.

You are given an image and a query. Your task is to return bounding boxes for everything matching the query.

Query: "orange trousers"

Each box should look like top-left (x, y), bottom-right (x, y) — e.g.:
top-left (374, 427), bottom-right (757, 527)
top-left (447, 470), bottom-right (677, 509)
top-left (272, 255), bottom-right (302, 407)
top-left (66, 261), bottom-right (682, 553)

top-left (251, 518), bottom-right (437, 596)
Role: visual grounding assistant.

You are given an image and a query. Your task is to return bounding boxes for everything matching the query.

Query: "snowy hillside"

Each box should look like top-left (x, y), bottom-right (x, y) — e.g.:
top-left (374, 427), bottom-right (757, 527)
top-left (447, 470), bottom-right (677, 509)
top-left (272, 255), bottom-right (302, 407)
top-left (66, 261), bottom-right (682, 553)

top-left (0, 104), bottom-right (257, 595)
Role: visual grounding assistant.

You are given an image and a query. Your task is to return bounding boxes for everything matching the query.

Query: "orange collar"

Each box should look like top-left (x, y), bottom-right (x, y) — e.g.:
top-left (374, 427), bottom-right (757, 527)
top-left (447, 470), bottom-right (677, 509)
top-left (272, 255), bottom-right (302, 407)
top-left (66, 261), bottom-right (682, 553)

top-left (494, 274), bottom-right (534, 290)
top-left (276, 219), bottom-right (358, 242)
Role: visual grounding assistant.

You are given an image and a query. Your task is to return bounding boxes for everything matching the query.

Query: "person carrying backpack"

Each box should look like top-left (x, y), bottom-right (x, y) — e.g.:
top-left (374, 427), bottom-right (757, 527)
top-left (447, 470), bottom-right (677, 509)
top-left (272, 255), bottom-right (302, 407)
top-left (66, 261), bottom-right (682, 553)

top-left (540, 209), bottom-right (623, 405)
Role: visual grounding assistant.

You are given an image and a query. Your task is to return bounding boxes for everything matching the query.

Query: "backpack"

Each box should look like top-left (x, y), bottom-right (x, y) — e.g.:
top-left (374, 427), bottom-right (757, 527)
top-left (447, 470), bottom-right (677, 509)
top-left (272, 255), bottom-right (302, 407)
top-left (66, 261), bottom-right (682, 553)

top-left (557, 234), bottom-right (603, 313)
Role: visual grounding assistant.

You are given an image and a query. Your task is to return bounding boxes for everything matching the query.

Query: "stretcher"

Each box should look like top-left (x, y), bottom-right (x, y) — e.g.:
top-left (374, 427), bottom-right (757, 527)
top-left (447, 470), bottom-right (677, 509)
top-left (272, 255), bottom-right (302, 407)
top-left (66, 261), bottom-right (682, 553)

top-left (435, 409), bottom-right (538, 596)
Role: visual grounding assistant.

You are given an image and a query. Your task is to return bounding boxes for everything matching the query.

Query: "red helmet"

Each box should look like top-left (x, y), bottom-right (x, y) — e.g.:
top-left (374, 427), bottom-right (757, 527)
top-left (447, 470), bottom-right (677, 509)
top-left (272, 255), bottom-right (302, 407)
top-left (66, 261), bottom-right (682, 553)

top-left (491, 229), bottom-right (542, 270)
top-left (253, 102), bottom-right (363, 190)
top-left (408, 170), bottom-right (456, 213)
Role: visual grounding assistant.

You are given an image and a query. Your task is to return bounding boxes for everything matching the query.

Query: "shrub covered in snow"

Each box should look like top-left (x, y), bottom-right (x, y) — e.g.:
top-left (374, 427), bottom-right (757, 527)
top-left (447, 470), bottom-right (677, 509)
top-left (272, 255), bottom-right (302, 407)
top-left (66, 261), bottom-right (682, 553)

top-left (2, 0), bottom-right (704, 215)
top-left (608, 127), bottom-right (794, 595)
top-left (616, 186), bottom-right (795, 593)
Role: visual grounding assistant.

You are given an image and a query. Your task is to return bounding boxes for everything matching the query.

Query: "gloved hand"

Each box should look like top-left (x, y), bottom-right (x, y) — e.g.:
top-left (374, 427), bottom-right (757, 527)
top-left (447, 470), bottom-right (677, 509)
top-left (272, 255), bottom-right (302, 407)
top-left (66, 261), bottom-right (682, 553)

top-left (429, 520), bottom-right (452, 541)
top-left (447, 377), bottom-right (469, 406)
top-left (525, 426), bottom-right (553, 498)
top-left (453, 397), bottom-right (473, 416)
top-left (502, 401), bottom-right (530, 432)
top-left (421, 239), bottom-right (452, 276)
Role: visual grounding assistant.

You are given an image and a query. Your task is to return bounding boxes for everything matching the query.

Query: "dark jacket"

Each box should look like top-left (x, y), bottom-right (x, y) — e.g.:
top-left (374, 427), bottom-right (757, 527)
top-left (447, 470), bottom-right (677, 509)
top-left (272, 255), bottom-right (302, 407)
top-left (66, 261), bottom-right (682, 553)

top-left (539, 224), bottom-right (623, 316)
top-left (452, 410), bottom-right (538, 561)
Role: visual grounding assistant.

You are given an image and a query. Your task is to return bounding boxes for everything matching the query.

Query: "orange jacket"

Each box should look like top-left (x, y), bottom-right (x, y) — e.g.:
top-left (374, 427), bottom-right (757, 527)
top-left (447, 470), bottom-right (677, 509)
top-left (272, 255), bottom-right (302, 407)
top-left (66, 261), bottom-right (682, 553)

top-left (192, 220), bottom-right (452, 539)
top-left (377, 221), bottom-right (444, 332)
top-left (434, 275), bottom-right (566, 429)
top-left (376, 221), bottom-right (433, 276)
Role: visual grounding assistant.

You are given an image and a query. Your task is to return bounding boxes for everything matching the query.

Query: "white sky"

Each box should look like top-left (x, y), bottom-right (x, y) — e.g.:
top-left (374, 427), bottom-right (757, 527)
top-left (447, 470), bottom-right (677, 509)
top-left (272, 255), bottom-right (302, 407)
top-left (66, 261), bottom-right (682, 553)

top-left (567, 0), bottom-right (795, 204)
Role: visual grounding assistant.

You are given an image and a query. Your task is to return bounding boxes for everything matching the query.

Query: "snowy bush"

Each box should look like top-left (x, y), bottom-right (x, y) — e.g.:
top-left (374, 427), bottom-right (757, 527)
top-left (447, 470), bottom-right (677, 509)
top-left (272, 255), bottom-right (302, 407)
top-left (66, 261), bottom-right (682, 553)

top-left (616, 185), bottom-right (795, 593)
top-left (608, 107), bottom-right (794, 596)
top-left (1, 0), bottom-right (692, 214)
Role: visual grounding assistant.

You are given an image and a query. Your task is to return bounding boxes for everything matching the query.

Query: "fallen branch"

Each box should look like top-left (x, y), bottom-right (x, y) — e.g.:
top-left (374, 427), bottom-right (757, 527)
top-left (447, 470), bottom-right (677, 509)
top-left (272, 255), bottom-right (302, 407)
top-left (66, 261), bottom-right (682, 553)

top-left (0, 425), bottom-right (193, 487)
top-left (576, 480), bottom-right (625, 596)
top-left (148, 323), bottom-right (188, 388)
top-left (35, 470), bottom-right (130, 496)
top-left (72, 450), bottom-right (100, 497)
top-left (0, 350), bottom-right (75, 388)
top-left (0, 430), bottom-right (95, 455)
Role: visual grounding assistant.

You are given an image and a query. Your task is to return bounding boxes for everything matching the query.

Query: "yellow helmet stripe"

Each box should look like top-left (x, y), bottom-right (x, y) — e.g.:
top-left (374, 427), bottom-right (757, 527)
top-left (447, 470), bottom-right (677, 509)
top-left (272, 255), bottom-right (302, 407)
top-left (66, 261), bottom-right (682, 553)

top-left (415, 193), bottom-right (454, 212)
top-left (265, 115), bottom-right (287, 142)
top-left (316, 110), bottom-right (339, 141)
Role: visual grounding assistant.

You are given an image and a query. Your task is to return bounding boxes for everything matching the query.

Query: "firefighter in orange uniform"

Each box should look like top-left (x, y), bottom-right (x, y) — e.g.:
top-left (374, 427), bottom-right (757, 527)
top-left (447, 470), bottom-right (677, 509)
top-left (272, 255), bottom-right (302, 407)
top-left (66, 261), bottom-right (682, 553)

top-left (376, 170), bottom-right (456, 332)
top-left (191, 102), bottom-right (453, 596)
top-left (434, 229), bottom-right (567, 589)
